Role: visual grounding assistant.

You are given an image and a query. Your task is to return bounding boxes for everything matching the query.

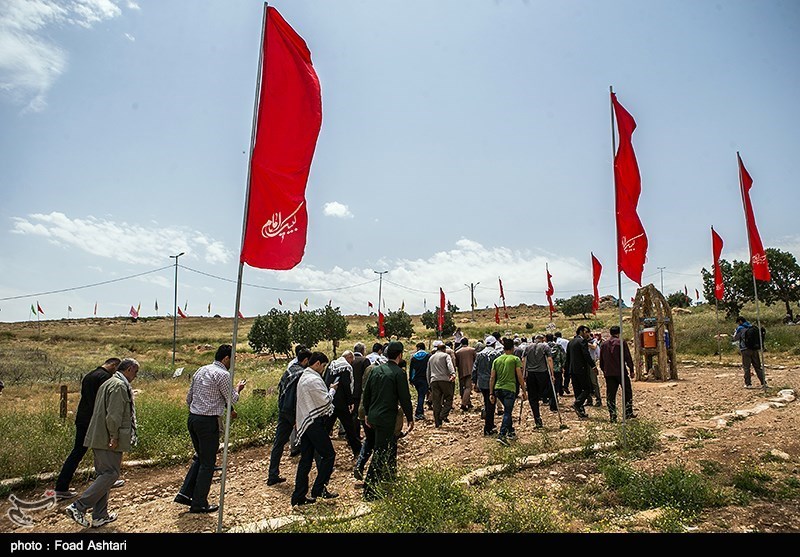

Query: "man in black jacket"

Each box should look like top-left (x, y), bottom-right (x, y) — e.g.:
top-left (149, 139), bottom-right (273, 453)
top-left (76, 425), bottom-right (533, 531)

top-left (53, 358), bottom-right (121, 500)
top-left (350, 342), bottom-right (370, 436)
top-left (564, 326), bottom-right (594, 419)
top-left (324, 351), bottom-right (362, 458)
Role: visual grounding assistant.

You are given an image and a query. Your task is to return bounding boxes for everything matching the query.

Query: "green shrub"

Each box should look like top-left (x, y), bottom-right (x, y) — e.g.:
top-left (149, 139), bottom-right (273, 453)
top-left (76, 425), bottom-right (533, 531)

top-left (616, 418), bottom-right (660, 456)
top-left (488, 497), bottom-right (562, 532)
top-left (731, 467), bottom-right (773, 497)
top-left (651, 506), bottom-right (693, 533)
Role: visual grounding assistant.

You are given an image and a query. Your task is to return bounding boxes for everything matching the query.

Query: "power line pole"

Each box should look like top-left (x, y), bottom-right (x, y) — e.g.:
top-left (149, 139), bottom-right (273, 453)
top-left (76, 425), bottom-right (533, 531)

top-left (170, 251), bottom-right (185, 367)
top-left (464, 282), bottom-right (480, 321)
top-left (657, 266), bottom-right (666, 293)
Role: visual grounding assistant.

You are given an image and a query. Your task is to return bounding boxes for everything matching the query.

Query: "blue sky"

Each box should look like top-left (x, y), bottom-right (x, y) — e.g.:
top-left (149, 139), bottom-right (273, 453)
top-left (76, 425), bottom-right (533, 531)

top-left (1, 0), bottom-right (799, 323)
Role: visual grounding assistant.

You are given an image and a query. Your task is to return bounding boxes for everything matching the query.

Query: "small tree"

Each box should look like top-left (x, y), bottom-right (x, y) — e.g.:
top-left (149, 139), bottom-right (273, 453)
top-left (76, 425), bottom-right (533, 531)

top-left (247, 309), bottom-right (292, 360)
top-left (291, 308), bottom-right (324, 349)
top-left (701, 259), bottom-right (756, 319)
top-left (666, 291), bottom-right (692, 308)
top-left (320, 305), bottom-right (349, 357)
top-left (556, 294), bottom-right (594, 319)
top-left (366, 309), bottom-right (414, 339)
top-left (760, 248), bottom-right (800, 321)
top-left (420, 307), bottom-right (456, 337)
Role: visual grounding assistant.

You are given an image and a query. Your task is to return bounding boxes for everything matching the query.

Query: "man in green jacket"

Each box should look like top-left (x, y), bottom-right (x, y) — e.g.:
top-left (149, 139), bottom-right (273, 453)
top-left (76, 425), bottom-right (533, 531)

top-left (65, 358), bottom-right (139, 528)
top-left (361, 341), bottom-right (414, 501)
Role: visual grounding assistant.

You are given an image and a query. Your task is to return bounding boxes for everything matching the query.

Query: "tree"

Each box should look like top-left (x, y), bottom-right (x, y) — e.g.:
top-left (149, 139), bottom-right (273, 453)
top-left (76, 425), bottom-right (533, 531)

top-left (555, 294), bottom-right (594, 319)
top-left (247, 309), bottom-right (292, 359)
top-left (320, 305), bottom-right (349, 357)
top-left (366, 309), bottom-right (414, 339)
top-left (760, 248), bottom-right (800, 321)
top-left (291, 308), bottom-right (324, 349)
top-left (666, 291), bottom-right (692, 308)
top-left (420, 307), bottom-right (456, 337)
top-left (701, 258), bottom-right (763, 319)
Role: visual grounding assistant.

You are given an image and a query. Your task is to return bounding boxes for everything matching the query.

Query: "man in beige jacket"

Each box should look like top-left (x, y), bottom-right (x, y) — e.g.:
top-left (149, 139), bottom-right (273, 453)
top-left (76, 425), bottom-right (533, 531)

top-left (65, 358), bottom-right (139, 528)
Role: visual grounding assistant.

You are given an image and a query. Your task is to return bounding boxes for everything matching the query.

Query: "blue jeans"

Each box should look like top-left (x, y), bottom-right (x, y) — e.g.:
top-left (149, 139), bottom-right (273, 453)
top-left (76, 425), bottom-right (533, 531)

top-left (412, 381), bottom-right (428, 418)
top-left (495, 389), bottom-right (516, 436)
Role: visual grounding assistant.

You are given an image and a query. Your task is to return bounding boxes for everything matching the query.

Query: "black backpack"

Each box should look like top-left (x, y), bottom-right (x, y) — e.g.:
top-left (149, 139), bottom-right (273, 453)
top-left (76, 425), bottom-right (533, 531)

top-left (743, 325), bottom-right (766, 350)
top-left (278, 373), bottom-right (302, 421)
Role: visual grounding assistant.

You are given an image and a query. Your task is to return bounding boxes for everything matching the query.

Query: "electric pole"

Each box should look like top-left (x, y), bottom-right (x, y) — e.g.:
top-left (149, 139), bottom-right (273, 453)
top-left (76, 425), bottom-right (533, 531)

top-left (657, 266), bottom-right (666, 293)
top-left (464, 282), bottom-right (480, 321)
top-left (170, 251), bottom-right (185, 367)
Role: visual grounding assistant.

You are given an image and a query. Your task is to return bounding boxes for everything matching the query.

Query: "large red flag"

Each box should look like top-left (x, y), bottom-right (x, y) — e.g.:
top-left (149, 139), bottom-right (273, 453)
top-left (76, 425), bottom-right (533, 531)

top-left (591, 253), bottom-right (602, 314)
top-left (438, 288), bottom-right (446, 332)
top-left (494, 304), bottom-right (500, 324)
top-left (711, 226), bottom-right (724, 300)
top-left (378, 311), bottom-right (385, 338)
top-left (240, 7), bottom-right (322, 270)
top-left (737, 154), bottom-right (770, 282)
top-left (611, 92), bottom-right (648, 285)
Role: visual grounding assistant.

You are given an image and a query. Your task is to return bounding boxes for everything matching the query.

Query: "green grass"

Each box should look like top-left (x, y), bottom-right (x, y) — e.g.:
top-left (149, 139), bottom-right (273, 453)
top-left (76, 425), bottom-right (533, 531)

top-left (615, 418), bottom-right (660, 456)
top-left (0, 403), bottom-right (77, 479)
top-left (731, 467), bottom-right (774, 497)
top-left (486, 494), bottom-right (563, 533)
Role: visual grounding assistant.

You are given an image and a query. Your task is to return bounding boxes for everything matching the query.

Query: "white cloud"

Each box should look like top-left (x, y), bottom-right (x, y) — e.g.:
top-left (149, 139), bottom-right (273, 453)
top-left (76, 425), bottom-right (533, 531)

top-left (126, 1), bottom-right (140, 10)
top-left (0, 0), bottom-right (131, 112)
top-left (11, 211), bottom-right (232, 266)
top-left (123, 32), bottom-right (135, 41)
top-left (323, 201), bottom-right (353, 219)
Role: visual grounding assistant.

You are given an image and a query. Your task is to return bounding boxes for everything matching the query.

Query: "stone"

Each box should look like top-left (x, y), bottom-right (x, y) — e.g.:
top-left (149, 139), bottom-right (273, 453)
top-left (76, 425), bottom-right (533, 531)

top-left (769, 449), bottom-right (790, 461)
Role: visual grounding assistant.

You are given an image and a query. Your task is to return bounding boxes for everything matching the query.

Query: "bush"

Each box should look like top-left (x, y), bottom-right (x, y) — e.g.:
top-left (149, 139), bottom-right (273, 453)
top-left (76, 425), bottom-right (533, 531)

top-left (615, 418), bottom-right (660, 456)
top-left (290, 309), bottom-right (324, 349)
top-left (366, 309), bottom-right (414, 339)
top-left (420, 308), bottom-right (456, 337)
top-left (248, 309), bottom-right (292, 357)
top-left (731, 467), bottom-right (773, 497)
top-left (487, 497), bottom-right (562, 533)
top-left (556, 295), bottom-right (594, 318)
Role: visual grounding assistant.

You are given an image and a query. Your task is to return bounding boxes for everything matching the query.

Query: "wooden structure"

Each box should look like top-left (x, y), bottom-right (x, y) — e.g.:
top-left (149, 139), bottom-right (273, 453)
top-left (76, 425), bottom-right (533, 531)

top-left (631, 284), bottom-right (677, 381)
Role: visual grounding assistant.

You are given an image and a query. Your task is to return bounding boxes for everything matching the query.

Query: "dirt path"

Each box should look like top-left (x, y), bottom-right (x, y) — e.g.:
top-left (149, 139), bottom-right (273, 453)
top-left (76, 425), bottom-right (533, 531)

top-left (3, 362), bottom-right (799, 533)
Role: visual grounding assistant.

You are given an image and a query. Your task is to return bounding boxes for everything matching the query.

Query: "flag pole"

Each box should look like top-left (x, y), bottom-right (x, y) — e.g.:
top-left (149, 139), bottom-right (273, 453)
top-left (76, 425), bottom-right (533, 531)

top-left (737, 152), bottom-right (767, 386)
top-left (610, 85), bottom-right (627, 441)
top-left (715, 296), bottom-right (722, 363)
top-left (217, 1), bottom-right (268, 533)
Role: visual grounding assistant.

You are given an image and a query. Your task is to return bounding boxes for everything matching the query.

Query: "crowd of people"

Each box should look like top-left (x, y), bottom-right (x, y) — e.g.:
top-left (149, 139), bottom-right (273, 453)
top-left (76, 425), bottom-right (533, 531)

top-left (56, 325), bottom-right (642, 527)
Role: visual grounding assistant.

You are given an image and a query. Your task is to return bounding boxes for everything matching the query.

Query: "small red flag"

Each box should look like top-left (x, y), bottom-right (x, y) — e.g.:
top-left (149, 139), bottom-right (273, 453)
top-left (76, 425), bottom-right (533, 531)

top-left (438, 288), bottom-right (446, 332)
top-left (591, 253), bottom-right (602, 314)
top-left (278, 298), bottom-right (282, 305)
top-left (177, 307), bottom-right (187, 318)
top-left (37, 302), bottom-right (44, 315)
top-left (129, 306), bottom-right (139, 319)
top-left (93, 302), bottom-right (97, 316)
top-left (695, 288), bottom-right (700, 300)
top-left (712, 226), bottom-right (724, 300)
top-left (378, 311), bottom-right (385, 338)
top-left (238, 310), bottom-right (245, 319)
top-left (498, 277), bottom-right (506, 300)
top-left (368, 301), bottom-right (373, 308)
top-left (684, 285), bottom-right (688, 297)
top-left (494, 304), bottom-right (500, 324)
top-left (240, 7), bottom-right (322, 271)
top-left (737, 154), bottom-right (770, 282)
top-left (545, 264), bottom-right (555, 319)
top-left (612, 92), bottom-right (648, 286)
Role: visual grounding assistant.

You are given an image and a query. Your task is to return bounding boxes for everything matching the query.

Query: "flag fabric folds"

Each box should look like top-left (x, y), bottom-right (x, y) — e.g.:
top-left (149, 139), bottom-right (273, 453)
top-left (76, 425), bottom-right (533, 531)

top-left (737, 153), bottom-right (770, 282)
top-left (208, 302), bottom-right (212, 314)
top-left (30, 303), bottom-right (35, 315)
top-left (136, 302), bottom-right (141, 315)
top-left (184, 301), bottom-right (188, 311)
top-left (94, 302), bottom-right (97, 316)
top-left (711, 226), bottom-right (724, 300)
top-left (611, 92), bottom-right (648, 286)
top-left (378, 311), bottom-right (385, 338)
top-left (304, 298), bottom-right (309, 307)
top-left (37, 302), bottom-right (44, 315)
top-left (155, 300), bottom-right (159, 311)
top-left (68, 305), bottom-right (72, 312)
top-left (494, 304), bottom-right (500, 324)
top-left (129, 306), bottom-right (139, 319)
top-left (177, 307), bottom-right (187, 318)
top-left (545, 264), bottom-right (555, 319)
top-left (499, 278), bottom-right (508, 319)
top-left (695, 288), bottom-right (700, 301)
top-left (238, 310), bottom-right (245, 319)
top-left (591, 253), bottom-right (602, 314)
top-left (239, 7), bottom-right (323, 271)
top-left (278, 298), bottom-right (282, 306)
top-left (368, 301), bottom-right (373, 308)
top-left (400, 300), bottom-right (404, 311)
top-left (438, 288), bottom-right (446, 332)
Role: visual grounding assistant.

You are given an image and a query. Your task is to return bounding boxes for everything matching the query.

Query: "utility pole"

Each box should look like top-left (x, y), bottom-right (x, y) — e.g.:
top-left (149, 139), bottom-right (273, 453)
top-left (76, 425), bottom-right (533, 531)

top-left (464, 282), bottom-right (480, 321)
top-left (657, 266), bottom-right (666, 293)
top-left (170, 252), bottom-right (185, 367)
top-left (374, 270), bottom-right (388, 327)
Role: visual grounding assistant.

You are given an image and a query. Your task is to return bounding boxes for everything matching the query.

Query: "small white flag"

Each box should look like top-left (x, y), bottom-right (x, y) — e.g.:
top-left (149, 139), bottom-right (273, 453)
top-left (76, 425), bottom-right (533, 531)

top-left (172, 367), bottom-right (185, 378)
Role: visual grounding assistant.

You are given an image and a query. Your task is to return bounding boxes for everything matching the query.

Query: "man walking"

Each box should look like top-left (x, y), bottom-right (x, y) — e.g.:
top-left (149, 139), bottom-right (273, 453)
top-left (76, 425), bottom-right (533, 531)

top-left (54, 358), bottom-right (121, 500)
top-left (490, 338), bottom-right (526, 445)
top-left (554, 332), bottom-right (571, 394)
top-left (586, 332), bottom-right (603, 407)
top-left (733, 316), bottom-right (767, 389)
top-left (472, 336), bottom-right (500, 436)
top-left (408, 342), bottom-right (431, 421)
top-left (522, 334), bottom-right (556, 428)
top-left (454, 337), bottom-right (476, 411)
top-left (267, 348), bottom-right (311, 486)
top-left (351, 342), bottom-right (370, 435)
top-left (564, 326), bottom-right (594, 419)
top-left (426, 341), bottom-right (457, 428)
top-left (599, 326), bottom-right (636, 422)
top-left (174, 345), bottom-right (246, 513)
top-left (324, 350), bottom-right (362, 458)
top-left (546, 333), bottom-right (566, 396)
top-left (362, 341), bottom-right (414, 501)
top-left (65, 358), bottom-right (139, 528)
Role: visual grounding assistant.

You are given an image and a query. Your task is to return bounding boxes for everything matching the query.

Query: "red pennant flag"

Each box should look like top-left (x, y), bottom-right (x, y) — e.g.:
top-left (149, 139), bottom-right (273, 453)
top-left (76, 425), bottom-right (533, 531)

top-left (129, 306), bottom-right (139, 319)
top-left (239, 7), bottom-right (322, 271)
top-left (37, 302), bottom-right (44, 315)
top-left (695, 288), bottom-right (700, 301)
top-left (278, 298), bottom-right (282, 305)
top-left (737, 154), bottom-right (770, 282)
top-left (238, 310), bottom-right (245, 319)
top-left (684, 285), bottom-right (688, 297)
top-left (544, 264), bottom-right (555, 319)
top-left (438, 288), bottom-right (446, 332)
top-left (177, 307), bottom-right (187, 318)
top-left (612, 92), bottom-right (648, 286)
top-left (631, 297), bottom-right (635, 304)
top-left (494, 304), bottom-right (500, 324)
top-left (378, 311), bottom-right (385, 338)
top-left (498, 277), bottom-right (506, 300)
top-left (368, 301), bottom-right (373, 308)
top-left (591, 253), bottom-right (602, 314)
top-left (93, 302), bottom-right (97, 316)
top-left (711, 226), bottom-right (724, 300)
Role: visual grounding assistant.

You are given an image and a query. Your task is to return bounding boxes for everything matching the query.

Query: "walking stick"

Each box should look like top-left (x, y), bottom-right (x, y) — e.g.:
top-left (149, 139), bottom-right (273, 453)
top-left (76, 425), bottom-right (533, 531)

top-left (549, 373), bottom-right (569, 430)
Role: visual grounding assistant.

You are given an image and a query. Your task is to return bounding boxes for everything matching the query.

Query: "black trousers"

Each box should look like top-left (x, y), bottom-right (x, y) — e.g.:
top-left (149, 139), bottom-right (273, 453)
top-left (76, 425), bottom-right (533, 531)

top-left (364, 424), bottom-right (398, 501)
top-left (268, 413), bottom-right (294, 481)
top-left (55, 422), bottom-right (90, 492)
top-left (179, 414), bottom-right (219, 508)
top-left (480, 388), bottom-right (496, 433)
top-left (292, 418), bottom-right (335, 505)
top-left (605, 375), bottom-right (634, 419)
top-left (571, 370), bottom-right (592, 409)
top-left (527, 372), bottom-right (557, 422)
top-left (326, 405), bottom-right (362, 457)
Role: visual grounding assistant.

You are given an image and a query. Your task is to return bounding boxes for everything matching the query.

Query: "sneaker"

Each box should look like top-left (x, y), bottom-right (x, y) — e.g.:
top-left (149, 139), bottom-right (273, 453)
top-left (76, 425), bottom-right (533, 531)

top-left (496, 435), bottom-right (510, 447)
top-left (414, 415), bottom-right (425, 421)
top-left (353, 465), bottom-right (364, 481)
top-left (54, 490), bottom-right (77, 501)
top-left (91, 513), bottom-right (117, 528)
top-left (112, 479), bottom-right (125, 489)
top-left (292, 497), bottom-right (316, 507)
top-left (267, 476), bottom-right (287, 486)
top-left (65, 503), bottom-right (89, 527)
top-left (535, 421), bottom-right (544, 429)
top-left (317, 488), bottom-right (339, 500)
top-left (572, 403), bottom-right (588, 419)
top-left (483, 428), bottom-right (498, 437)
top-left (506, 431), bottom-right (517, 440)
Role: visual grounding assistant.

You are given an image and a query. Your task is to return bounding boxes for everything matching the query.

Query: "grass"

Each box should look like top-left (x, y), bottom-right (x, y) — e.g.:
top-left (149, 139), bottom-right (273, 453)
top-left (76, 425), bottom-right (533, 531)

top-left (615, 418), bottom-right (660, 456)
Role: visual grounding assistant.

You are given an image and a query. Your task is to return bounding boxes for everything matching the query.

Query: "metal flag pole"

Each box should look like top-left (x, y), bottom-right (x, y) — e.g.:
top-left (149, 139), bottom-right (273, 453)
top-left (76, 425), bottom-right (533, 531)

top-left (738, 153), bottom-right (767, 387)
top-left (217, 1), bottom-right (268, 533)
top-left (610, 85), bottom-right (627, 441)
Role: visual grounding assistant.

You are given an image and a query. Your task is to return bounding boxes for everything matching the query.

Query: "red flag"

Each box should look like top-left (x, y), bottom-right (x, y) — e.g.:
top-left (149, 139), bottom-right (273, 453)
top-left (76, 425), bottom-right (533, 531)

top-left (494, 304), bottom-right (500, 324)
top-left (177, 307), bottom-right (187, 318)
top-left (278, 298), bottom-right (282, 305)
top-left (238, 310), bottom-right (245, 319)
top-left (93, 302), bottom-right (97, 316)
top-left (695, 288), bottom-right (700, 301)
top-left (712, 226), bottom-right (724, 300)
top-left (438, 288), bottom-right (446, 332)
top-left (684, 285), bottom-right (688, 297)
top-left (378, 311), bottom-right (385, 338)
top-left (368, 301), bottom-right (373, 308)
top-left (239, 7), bottom-right (322, 270)
top-left (631, 297), bottom-right (635, 304)
top-left (37, 302), bottom-right (44, 315)
top-left (591, 253), bottom-right (602, 314)
top-left (498, 277), bottom-right (505, 300)
top-left (611, 92), bottom-right (648, 285)
top-left (129, 306), bottom-right (139, 319)
top-left (544, 264), bottom-right (555, 319)
top-left (737, 154), bottom-right (770, 282)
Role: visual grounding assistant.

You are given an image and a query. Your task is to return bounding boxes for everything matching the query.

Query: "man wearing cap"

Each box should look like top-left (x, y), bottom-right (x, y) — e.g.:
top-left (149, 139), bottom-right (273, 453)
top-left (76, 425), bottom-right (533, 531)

top-left (426, 340), bottom-right (457, 428)
top-left (472, 335), bottom-right (501, 435)
top-left (361, 341), bottom-right (414, 501)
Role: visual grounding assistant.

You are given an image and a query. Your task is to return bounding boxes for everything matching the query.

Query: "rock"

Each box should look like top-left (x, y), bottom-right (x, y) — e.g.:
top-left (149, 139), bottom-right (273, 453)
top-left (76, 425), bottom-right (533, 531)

top-left (575, 474), bottom-right (587, 481)
top-left (769, 449), bottom-right (790, 461)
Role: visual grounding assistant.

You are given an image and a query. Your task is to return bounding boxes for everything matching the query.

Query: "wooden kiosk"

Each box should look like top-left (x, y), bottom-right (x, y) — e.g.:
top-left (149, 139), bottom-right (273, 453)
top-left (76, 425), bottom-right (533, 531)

top-left (631, 283), bottom-right (677, 381)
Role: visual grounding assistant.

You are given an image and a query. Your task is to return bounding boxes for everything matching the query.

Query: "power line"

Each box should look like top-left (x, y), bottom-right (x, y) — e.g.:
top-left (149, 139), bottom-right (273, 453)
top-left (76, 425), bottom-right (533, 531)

top-left (0, 266), bottom-right (173, 302)
top-left (383, 279), bottom-right (469, 295)
top-left (180, 265), bottom-right (380, 293)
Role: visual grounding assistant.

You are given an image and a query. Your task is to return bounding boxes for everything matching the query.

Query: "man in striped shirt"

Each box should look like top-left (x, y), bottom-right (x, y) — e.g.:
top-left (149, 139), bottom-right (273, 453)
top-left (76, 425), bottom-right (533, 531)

top-left (174, 345), bottom-right (247, 513)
